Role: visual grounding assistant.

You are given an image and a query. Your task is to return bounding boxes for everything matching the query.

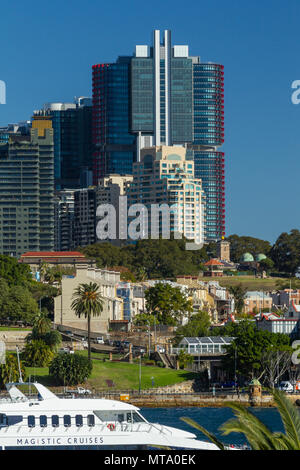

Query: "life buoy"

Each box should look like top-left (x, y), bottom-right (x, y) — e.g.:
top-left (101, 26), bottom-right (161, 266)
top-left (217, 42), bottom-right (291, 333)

top-left (107, 423), bottom-right (115, 431)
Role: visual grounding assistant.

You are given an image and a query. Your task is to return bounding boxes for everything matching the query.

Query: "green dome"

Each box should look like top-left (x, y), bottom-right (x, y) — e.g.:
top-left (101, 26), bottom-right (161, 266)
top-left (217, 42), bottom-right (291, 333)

top-left (249, 379), bottom-right (261, 386)
top-left (240, 252), bottom-right (254, 262)
top-left (255, 253), bottom-right (267, 262)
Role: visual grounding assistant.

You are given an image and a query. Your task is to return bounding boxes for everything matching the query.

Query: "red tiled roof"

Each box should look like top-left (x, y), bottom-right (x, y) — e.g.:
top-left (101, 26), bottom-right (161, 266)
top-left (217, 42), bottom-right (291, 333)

top-left (204, 259), bottom-right (224, 266)
top-left (20, 251), bottom-right (86, 258)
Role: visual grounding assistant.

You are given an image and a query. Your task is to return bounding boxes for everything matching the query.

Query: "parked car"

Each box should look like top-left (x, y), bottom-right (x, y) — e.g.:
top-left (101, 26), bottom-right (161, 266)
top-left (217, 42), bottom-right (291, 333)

top-left (133, 345), bottom-right (146, 354)
top-left (64, 330), bottom-right (73, 337)
top-left (66, 387), bottom-right (91, 395)
top-left (122, 341), bottom-right (131, 349)
top-left (104, 338), bottom-right (114, 346)
top-left (76, 387), bottom-right (91, 395)
top-left (59, 347), bottom-right (74, 354)
top-left (113, 340), bottom-right (122, 348)
top-left (82, 341), bottom-right (88, 348)
top-left (278, 381), bottom-right (294, 393)
top-left (95, 336), bottom-right (104, 344)
top-left (221, 381), bottom-right (237, 389)
top-left (156, 345), bottom-right (165, 353)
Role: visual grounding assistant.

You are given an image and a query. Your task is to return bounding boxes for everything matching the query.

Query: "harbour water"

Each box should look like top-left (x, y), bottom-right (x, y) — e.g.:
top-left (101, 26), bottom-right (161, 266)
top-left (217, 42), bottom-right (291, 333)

top-left (141, 407), bottom-right (284, 447)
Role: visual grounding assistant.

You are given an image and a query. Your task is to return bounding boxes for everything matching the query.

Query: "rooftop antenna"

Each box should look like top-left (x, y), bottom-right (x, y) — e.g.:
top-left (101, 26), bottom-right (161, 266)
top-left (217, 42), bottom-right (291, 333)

top-left (16, 346), bottom-right (23, 383)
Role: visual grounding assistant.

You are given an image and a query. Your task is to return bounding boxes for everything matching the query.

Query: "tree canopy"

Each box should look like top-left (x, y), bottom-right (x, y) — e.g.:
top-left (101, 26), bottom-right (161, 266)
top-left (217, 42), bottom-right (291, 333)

top-left (213, 320), bottom-right (291, 381)
top-left (270, 229), bottom-right (300, 275)
top-left (145, 282), bottom-right (193, 325)
top-left (80, 238), bottom-right (209, 280)
top-left (0, 255), bottom-right (32, 286)
top-left (226, 235), bottom-right (272, 263)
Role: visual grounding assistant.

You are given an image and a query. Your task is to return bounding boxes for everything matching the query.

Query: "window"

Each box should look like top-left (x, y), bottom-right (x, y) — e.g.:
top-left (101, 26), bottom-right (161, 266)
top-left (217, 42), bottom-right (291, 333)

top-left (0, 414), bottom-right (7, 427)
top-left (52, 415), bottom-right (59, 427)
top-left (127, 412), bottom-right (146, 423)
top-left (40, 415), bottom-right (47, 428)
top-left (75, 415), bottom-right (83, 427)
top-left (63, 415), bottom-right (71, 427)
top-left (28, 415), bottom-right (35, 428)
top-left (87, 415), bottom-right (95, 427)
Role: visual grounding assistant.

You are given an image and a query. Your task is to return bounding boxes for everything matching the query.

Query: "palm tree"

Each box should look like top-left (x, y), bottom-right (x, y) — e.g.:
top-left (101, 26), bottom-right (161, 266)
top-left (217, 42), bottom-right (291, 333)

top-left (71, 282), bottom-right (104, 362)
top-left (181, 389), bottom-right (300, 450)
top-left (33, 309), bottom-right (51, 335)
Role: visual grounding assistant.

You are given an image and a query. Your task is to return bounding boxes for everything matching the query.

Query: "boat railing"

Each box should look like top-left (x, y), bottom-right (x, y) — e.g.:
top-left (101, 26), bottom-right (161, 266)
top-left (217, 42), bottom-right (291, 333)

top-left (0, 420), bottom-right (173, 435)
top-left (95, 422), bottom-right (173, 435)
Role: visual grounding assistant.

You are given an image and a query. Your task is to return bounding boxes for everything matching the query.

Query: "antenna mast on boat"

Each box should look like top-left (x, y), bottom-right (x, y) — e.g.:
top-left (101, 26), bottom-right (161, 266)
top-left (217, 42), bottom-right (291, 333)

top-left (16, 346), bottom-right (23, 383)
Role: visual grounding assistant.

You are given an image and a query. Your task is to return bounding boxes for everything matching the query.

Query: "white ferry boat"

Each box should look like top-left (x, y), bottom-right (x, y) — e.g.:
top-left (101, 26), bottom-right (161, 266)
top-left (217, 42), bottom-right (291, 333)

top-left (0, 382), bottom-right (220, 450)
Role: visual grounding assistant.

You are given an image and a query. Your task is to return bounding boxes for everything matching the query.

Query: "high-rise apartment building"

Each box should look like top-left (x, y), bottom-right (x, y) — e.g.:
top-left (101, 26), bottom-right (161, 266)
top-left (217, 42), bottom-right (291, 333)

top-left (0, 127), bottom-right (54, 257)
top-left (96, 175), bottom-right (133, 246)
top-left (92, 30), bottom-right (225, 241)
top-left (54, 189), bottom-right (75, 251)
top-left (73, 188), bottom-right (97, 248)
top-left (32, 98), bottom-right (93, 190)
top-left (127, 146), bottom-right (206, 245)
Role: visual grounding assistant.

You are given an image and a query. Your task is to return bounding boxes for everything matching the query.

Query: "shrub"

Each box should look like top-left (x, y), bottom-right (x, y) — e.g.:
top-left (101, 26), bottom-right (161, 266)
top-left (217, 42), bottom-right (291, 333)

top-left (23, 340), bottom-right (54, 367)
top-left (0, 354), bottom-right (26, 388)
top-left (49, 353), bottom-right (93, 386)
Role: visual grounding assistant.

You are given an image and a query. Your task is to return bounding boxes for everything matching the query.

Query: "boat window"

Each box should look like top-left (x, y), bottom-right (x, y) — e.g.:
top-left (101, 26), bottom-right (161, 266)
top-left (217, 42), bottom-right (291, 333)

top-left (63, 415), bottom-right (71, 427)
top-left (127, 412), bottom-right (146, 423)
top-left (28, 415), bottom-right (35, 428)
top-left (87, 414), bottom-right (95, 427)
top-left (75, 415), bottom-right (83, 427)
top-left (7, 415), bottom-right (23, 426)
top-left (0, 414), bottom-right (8, 427)
top-left (52, 415), bottom-right (59, 427)
top-left (93, 410), bottom-right (146, 423)
top-left (40, 415), bottom-right (47, 427)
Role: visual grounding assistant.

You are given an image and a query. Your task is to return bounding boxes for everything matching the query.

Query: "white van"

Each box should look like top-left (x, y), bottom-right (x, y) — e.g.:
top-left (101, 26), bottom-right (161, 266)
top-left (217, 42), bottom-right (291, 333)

top-left (96, 336), bottom-right (104, 344)
top-left (278, 381), bottom-right (294, 393)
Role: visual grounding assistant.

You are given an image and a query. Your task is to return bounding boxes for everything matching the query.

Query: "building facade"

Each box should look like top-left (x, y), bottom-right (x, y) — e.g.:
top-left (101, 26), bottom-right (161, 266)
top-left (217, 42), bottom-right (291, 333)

top-left (92, 29), bottom-right (225, 241)
top-left (54, 189), bottom-right (76, 251)
top-left (73, 188), bottom-right (97, 248)
top-left (126, 145), bottom-right (206, 245)
top-left (32, 98), bottom-right (93, 190)
top-left (244, 291), bottom-right (273, 314)
top-left (0, 127), bottom-right (54, 257)
top-left (54, 265), bottom-right (123, 333)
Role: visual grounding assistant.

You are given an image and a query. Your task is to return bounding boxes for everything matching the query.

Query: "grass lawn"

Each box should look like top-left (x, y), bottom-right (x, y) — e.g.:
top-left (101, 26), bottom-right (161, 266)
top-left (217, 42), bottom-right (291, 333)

top-left (0, 327), bottom-right (31, 331)
top-left (218, 275), bottom-right (288, 291)
top-left (24, 352), bottom-right (197, 391)
top-left (85, 360), bottom-right (196, 391)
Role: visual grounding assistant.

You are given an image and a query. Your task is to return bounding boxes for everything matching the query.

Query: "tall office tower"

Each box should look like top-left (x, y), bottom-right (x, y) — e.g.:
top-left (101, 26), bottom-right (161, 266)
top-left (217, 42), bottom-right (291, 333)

top-left (32, 97), bottom-right (93, 190)
top-left (92, 29), bottom-right (225, 241)
top-left (54, 189), bottom-right (75, 251)
top-left (92, 62), bottom-right (136, 179)
top-left (73, 188), bottom-right (97, 248)
top-left (127, 146), bottom-right (206, 245)
top-left (0, 126), bottom-right (54, 257)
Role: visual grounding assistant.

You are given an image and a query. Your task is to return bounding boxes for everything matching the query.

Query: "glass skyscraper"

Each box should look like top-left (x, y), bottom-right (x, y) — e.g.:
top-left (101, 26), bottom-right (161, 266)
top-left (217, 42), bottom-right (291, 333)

top-left (33, 99), bottom-right (93, 190)
top-left (92, 29), bottom-right (225, 241)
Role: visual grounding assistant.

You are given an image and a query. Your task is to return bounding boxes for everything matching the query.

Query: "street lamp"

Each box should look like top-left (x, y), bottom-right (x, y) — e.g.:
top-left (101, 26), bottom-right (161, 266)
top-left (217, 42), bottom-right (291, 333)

top-left (139, 354), bottom-right (142, 394)
top-left (146, 320), bottom-right (151, 356)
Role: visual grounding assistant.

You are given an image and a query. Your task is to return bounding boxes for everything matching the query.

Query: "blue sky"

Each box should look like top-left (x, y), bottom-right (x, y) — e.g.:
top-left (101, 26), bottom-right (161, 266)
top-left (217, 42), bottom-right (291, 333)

top-left (0, 0), bottom-right (299, 244)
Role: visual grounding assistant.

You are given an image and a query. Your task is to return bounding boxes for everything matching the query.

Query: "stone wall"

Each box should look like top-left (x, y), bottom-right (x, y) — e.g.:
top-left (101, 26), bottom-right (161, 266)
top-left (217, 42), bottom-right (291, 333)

top-left (0, 331), bottom-right (29, 350)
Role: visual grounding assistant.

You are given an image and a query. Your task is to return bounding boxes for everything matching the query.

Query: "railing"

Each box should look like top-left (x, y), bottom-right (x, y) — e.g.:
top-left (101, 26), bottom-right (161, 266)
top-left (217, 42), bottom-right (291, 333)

top-left (0, 421), bottom-right (173, 436)
top-left (171, 347), bottom-right (227, 356)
